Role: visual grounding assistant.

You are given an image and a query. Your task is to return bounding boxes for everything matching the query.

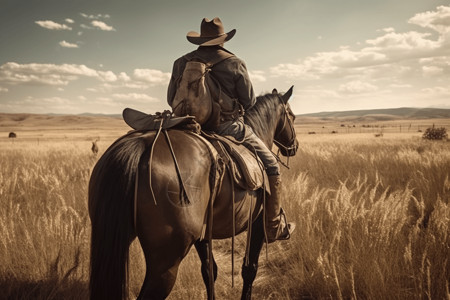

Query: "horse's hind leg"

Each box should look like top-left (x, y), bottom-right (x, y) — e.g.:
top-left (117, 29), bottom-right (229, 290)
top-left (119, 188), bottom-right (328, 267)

top-left (137, 247), bottom-right (182, 300)
top-left (137, 262), bottom-right (180, 300)
top-left (241, 214), bottom-right (265, 300)
top-left (195, 239), bottom-right (218, 300)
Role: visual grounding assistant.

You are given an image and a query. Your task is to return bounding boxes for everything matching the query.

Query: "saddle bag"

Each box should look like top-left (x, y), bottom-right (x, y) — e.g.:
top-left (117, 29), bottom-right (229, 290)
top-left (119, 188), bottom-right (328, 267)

top-left (170, 52), bottom-right (237, 129)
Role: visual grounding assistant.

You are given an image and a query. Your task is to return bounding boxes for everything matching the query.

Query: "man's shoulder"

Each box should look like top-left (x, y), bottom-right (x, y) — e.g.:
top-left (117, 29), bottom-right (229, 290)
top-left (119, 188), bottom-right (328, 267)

top-left (174, 50), bottom-right (197, 63)
top-left (174, 47), bottom-right (245, 69)
top-left (225, 55), bottom-right (244, 64)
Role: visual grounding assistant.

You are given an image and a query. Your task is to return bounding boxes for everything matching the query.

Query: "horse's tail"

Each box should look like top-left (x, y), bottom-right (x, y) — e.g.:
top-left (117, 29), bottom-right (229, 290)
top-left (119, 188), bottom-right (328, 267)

top-left (88, 133), bottom-right (147, 300)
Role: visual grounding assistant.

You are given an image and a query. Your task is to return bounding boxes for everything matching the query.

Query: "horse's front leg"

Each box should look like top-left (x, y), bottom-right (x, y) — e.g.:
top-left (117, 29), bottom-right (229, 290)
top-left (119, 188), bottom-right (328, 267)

top-left (195, 239), bottom-right (218, 300)
top-left (241, 213), bottom-right (265, 300)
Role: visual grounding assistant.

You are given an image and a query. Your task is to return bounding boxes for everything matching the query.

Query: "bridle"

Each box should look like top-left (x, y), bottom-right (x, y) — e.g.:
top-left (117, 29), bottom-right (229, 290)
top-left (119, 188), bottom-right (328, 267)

top-left (272, 101), bottom-right (298, 169)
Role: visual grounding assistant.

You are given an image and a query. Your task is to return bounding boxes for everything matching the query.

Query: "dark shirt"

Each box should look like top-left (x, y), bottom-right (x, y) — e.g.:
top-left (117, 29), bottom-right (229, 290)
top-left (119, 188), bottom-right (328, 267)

top-left (167, 46), bottom-right (256, 111)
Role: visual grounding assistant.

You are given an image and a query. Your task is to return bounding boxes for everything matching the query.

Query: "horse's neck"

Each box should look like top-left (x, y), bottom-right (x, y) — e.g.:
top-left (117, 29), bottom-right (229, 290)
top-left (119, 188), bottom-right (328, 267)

top-left (245, 97), bottom-right (280, 147)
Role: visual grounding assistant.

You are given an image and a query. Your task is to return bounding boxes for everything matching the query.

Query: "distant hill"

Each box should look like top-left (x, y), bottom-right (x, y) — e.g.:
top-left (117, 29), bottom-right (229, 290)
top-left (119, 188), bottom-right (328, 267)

top-left (297, 107), bottom-right (450, 121)
top-left (0, 112), bottom-right (125, 130)
top-left (77, 112), bottom-right (122, 118)
top-left (1, 107), bottom-right (449, 129)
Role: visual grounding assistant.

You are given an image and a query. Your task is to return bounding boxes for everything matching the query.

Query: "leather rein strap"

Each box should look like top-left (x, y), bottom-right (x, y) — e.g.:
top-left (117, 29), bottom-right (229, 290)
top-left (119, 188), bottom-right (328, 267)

top-left (272, 102), bottom-right (297, 169)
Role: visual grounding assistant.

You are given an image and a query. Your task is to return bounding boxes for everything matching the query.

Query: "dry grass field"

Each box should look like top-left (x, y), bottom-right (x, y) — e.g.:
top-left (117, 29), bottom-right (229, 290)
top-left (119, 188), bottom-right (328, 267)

top-left (0, 114), bottom-right (449, 299)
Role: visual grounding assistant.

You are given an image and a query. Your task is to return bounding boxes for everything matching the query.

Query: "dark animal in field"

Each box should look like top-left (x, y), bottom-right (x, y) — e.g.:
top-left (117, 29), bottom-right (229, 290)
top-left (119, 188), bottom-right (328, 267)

top-left (9, 132), bottom-right (16, 138)
top-left (91, 139), bottom-right (99, 154)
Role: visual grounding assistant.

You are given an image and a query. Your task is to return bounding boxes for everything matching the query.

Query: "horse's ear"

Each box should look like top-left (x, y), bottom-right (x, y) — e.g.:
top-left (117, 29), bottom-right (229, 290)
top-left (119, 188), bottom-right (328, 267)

top-left (281, 85), bottom-right (294, 104)
top-left (272, 88), bottom-right (278, 94)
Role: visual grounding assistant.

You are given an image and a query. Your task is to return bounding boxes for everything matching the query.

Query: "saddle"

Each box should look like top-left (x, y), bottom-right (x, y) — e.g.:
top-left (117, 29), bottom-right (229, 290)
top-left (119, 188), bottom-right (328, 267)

top-left (122, 108), bottom-right (268, 193)
top-left (123, 108), bottom-right (198, 131)
top-left (202, 133), bottom-right (269, 193)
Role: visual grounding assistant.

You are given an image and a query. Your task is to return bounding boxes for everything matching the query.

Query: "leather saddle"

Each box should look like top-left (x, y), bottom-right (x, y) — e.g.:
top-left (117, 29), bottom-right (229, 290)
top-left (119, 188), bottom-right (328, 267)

top-left (123, 108), bottom-right (198, 131)
top-left (203, 133), bottom-right (269, 194)
top-left (122, 108), bottom-right (268, 194)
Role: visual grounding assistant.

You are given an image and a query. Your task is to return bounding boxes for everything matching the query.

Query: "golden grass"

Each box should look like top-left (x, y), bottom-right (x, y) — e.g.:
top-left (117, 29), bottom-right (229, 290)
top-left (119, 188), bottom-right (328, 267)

top-left (0, 123), bottom-right (449, 299)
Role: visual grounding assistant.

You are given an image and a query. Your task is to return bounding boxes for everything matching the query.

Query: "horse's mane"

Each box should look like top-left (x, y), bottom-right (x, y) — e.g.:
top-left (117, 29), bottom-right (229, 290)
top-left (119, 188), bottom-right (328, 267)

top-left (244, 92), bottom-right (281, 138)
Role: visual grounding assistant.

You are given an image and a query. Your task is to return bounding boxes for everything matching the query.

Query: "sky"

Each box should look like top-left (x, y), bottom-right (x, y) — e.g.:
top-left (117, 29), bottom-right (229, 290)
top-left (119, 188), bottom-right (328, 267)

top-left (0, 0), bottom-right (449, 115)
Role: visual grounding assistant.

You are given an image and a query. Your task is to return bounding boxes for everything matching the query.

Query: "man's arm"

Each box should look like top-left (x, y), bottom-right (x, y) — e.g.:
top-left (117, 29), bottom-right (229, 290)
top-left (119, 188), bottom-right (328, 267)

top-left (235, 61), bottom-right (256, 110)
top-left (167, 57), bottom-right (187, 106)
top-left (167, 62), bottom-right (179, 106)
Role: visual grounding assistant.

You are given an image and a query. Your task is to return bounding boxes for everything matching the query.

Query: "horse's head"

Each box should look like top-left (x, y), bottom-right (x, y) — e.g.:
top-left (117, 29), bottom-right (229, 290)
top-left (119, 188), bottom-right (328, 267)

top-left (272, 86), bottom-right (298, 157)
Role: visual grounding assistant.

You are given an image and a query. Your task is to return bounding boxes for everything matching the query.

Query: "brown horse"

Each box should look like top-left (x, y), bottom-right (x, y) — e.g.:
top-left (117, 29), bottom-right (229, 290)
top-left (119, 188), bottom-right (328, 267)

top-left (89, 86), bottom-right (298, 300)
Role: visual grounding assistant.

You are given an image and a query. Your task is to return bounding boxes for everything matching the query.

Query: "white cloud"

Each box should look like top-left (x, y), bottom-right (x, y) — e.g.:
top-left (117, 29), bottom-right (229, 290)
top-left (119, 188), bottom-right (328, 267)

top-left (91, 20), bottom-right (115, 31)
top-left (0, 62), bottom-right (111, 86)
top-left (35, 20), bottom-right (72, 30)
top-left (0, 87), bottom-right (8, 92)
top-left (112, 93), bottom-right (158, 102)
top-left (94, 97), bottom-right (116, 105)
top-left (35, 96), bottom-right (71, 104)
top-left (133, 69), bottom-right (171, 84)
top-left (389, 83), bottom-right (413, 88)
top-left (59, 40), bottom-right (79, 48)
top-left (65, 18), bottom-right (74, 24)
top-left (421, 86), bottom-right (450, 95)
top-left (422, 65), bottom-right (444, 76)
top-left (378, 27), bottom-right (395, 33)
top-left (365, 31), bottom-right (439, 58)
top-left (419, 56), bottom-right (450, 76)
top-left (408, 5), bottom-right (450, 34)
top-left (118, 72), bottom-right (131, 81)
top-left (81, 13), bottom-right (110, 20)
top-left (2, 95), bottom-right (87, 114)
top-left (0, 62), bottom-right (172, 105)
top-left (97, 71), bottom-right (118, 82)
top-left (270, 5), bottom-right (450, 83)
top-left (270, 49), bottom-right (386, 80)
top-left (338, 80), bottom-right (378, 94)
top-left (248, 70), bottom-right (266, 82)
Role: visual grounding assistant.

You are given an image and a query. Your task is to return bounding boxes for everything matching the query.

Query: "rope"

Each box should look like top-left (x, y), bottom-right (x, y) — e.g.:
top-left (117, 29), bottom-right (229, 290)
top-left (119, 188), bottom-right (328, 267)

top-left (133, 167), bottom-right (139, 232)
top-left (163, 130), bottom-right (190, 205)
top-left (230, 168), bottom-right (236, 287)
top-left (207, 190), bottom-right (214, 300)
top-left (148, 121), bottom-right (164, 205)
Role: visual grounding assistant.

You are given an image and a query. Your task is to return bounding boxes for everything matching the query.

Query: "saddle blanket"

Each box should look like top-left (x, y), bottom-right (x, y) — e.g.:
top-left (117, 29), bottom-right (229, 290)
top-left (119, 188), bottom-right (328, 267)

top-left (205, 133), bottom-right (269, 194)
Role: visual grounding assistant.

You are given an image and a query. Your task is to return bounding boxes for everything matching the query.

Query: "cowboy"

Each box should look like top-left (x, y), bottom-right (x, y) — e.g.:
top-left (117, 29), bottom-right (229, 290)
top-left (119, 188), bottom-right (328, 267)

top-left (167, 17), bottom-right (295, 243)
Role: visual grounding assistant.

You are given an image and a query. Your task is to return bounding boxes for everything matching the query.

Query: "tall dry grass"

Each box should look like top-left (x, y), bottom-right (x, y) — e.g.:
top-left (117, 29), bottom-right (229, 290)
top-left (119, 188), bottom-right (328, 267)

top-left (266, 134), bottom-right (450, 299)
top-left (0, 140), bottom-right (97, 299)
top-left (0, 133), bottom-right (448, 299)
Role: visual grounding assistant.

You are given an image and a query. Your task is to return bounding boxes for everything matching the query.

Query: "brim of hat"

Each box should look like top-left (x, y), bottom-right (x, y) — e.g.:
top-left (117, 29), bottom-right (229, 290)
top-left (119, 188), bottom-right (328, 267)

top-left (186, 29), bottom-right (236, 46)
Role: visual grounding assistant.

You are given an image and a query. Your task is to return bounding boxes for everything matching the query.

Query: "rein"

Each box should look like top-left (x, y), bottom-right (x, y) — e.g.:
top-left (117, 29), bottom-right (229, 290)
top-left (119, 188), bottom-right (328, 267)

top-left (272, 101), bottom-right (297, 169)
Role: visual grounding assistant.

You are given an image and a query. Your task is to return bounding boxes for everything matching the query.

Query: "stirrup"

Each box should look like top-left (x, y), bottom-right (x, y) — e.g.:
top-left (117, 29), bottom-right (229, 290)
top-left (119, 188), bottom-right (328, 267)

top-left (267, 208), bottom-right (296, 243)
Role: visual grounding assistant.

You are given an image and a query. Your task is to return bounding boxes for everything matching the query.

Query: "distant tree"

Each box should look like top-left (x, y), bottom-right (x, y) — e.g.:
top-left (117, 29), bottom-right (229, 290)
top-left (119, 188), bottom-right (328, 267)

top-left (8, 132), bottom-right (16, 138)
top-left (422, 125), bottom-right (448, 140)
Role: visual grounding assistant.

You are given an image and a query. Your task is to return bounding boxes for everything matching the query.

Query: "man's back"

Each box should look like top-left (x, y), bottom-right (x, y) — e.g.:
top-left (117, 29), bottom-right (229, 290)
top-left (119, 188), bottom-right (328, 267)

top-left (167, 46), bottom-right (255, 111)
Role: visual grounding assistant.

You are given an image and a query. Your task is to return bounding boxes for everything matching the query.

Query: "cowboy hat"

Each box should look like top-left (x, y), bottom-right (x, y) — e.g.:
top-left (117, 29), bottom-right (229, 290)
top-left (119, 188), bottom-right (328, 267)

top-left (186, 17), bottom-right (236, 46)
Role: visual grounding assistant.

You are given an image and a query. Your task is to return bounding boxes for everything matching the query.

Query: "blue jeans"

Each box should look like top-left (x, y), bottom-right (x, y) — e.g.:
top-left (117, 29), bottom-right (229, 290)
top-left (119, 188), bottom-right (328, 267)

top-left (215, 120), bottom-right (280, 176)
